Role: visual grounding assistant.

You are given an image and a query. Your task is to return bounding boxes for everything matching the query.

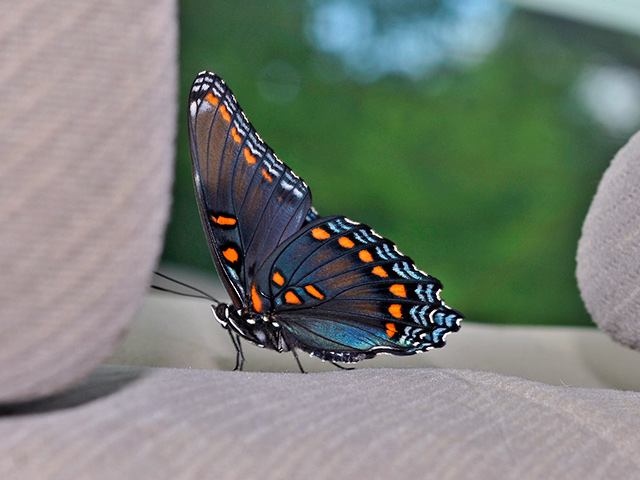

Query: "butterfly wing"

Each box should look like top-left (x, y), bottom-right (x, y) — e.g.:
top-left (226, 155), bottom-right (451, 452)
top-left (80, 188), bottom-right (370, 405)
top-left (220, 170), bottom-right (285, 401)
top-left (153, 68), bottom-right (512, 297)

top-left (188, 72), bottom-right (313, 307)
top-left (252, 216), bottom-right (463, 362)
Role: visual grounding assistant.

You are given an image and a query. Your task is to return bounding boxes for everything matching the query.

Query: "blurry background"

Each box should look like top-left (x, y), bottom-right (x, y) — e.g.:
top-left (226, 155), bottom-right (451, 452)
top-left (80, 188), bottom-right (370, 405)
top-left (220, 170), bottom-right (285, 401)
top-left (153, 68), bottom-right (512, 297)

top-left (163, 0), bottom-right (640, 326)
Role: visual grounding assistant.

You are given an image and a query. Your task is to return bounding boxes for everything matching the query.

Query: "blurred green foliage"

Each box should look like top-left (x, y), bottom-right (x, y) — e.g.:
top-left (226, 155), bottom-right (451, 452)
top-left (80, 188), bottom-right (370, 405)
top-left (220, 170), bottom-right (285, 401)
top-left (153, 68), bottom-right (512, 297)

top-left (163, 0), bottom-right (640, 325)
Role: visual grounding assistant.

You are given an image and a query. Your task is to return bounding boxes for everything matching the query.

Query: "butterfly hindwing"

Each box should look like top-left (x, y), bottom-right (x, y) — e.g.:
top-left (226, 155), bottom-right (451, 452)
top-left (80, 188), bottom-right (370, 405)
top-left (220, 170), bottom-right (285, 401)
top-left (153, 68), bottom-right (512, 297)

top-left (251, 216), bottom-right (463, 361)
top-left (188, 72), bottom-right (313, 306)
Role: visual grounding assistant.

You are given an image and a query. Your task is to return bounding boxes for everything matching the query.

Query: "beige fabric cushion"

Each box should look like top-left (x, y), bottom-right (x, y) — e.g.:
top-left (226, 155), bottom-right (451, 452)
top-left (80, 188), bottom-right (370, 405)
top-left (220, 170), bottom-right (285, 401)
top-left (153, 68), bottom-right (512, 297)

top-left (3, 1), bottom-right (640, 478)
top-left (2, 364), bottom-right (640, 480)
top-left (577, 131), bottom-right (640, 350)
top-left (0, 0), bottom-right (176, 402)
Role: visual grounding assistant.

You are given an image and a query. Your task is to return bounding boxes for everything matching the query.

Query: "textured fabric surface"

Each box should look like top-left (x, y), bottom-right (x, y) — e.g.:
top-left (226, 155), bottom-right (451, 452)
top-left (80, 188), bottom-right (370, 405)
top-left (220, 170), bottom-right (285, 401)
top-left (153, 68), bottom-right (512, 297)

top-left (2, 1), bottom-right (640, 477)
top-left (0, 0), bottom-right (177, 401)
top-left (577, 130), bottom-right (640, 350)
top-left (2, 365), bottom-right (640, 480)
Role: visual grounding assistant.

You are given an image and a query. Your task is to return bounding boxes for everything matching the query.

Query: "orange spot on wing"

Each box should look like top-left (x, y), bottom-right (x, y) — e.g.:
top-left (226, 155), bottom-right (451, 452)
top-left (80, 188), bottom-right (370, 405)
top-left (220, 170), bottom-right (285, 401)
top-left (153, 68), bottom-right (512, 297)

top-left (372, 266), bottom-right (388, 277)
top-left (243, 147), bottom-right (256, 164)
top-left (205, 92), bottom-right (218, 106)
top-left (305, 285), bottom-right (324, 299)
top-left (223, 247), bottom-right (238, 263)
top-left (219, 104), bottom-right (231, 122)
top-left (389, 284), bottom-right (407, 298)
top-left (312, 228), bottom-right (330, 240)
top-left (212, 215), bottom-right (237, 226)
top-left (385, 322), bottom-right (398, 338)
top-left (389, 304), bottom-right (402, 319)
top-left (261, 168), bottom-right (273, 182)
top-left (231, 126), bottom-right (242, 143)
top-left (251, 285), bottom-right (262, 313)
top-left (285, 291), bottom-right (301, 304)
top-left (338, 237), bottom-right (355, 248)
top-left (273, 272), bottom-right (285, 286)
top-left (359, 250), bottom-right (373, 262)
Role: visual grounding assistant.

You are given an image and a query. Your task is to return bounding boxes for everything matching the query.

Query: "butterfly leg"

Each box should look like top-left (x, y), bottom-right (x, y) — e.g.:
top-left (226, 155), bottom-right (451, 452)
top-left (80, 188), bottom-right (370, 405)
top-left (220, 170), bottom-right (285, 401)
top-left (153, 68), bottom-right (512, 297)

top-left (227, 330), bottom-right (245, 371)
top-left (291, 349), bottom-right (306, 374)
top-left (330, 361), bottom-right (355, 371)
top-left (235, 337), bottom-right (245, 371)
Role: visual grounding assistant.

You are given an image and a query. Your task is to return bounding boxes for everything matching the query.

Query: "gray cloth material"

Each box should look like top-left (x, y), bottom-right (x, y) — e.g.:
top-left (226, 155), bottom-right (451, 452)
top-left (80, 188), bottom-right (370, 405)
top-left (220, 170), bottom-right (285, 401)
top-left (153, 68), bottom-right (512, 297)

top-left (577, 130), bottom-right (640, 351)
top-left (2, 365), bottom-right (640, 480)
top-left (3, 1), bottom-right (640, 479)
top-left (0, 0), bottom-right (176, 402)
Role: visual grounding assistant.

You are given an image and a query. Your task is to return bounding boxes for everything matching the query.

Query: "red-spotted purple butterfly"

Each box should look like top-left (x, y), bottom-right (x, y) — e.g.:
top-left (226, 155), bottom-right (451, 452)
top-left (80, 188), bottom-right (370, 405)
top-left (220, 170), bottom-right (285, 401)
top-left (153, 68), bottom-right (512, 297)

top-left (187, 71), bottom-right (463, 371)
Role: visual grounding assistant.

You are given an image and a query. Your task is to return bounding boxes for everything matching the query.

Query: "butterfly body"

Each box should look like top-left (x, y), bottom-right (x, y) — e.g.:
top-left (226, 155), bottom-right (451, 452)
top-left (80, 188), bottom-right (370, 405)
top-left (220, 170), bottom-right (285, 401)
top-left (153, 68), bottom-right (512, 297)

top-left (188, 71), bottom-right (463, 367)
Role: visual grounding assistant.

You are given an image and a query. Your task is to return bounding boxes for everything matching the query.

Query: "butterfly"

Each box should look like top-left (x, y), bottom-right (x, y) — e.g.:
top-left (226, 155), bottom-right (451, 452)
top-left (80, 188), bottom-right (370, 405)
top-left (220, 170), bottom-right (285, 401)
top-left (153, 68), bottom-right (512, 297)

top-left (187, 71), bottom-right (463, 371)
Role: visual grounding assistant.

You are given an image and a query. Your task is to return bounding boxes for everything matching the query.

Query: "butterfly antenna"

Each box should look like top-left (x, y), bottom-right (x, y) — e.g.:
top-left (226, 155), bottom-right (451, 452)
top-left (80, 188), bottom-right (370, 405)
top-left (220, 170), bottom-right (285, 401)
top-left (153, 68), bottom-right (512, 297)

top-left (152, 270), bottom-right (220, 305)
top-left (150, 285), bottom-right (211, 300)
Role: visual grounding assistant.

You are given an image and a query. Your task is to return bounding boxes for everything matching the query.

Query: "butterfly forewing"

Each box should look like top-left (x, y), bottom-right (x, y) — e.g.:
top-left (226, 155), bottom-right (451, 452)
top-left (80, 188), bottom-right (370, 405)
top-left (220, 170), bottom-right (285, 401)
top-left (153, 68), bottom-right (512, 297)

top-left (188, 72), bottom-right (312, 306)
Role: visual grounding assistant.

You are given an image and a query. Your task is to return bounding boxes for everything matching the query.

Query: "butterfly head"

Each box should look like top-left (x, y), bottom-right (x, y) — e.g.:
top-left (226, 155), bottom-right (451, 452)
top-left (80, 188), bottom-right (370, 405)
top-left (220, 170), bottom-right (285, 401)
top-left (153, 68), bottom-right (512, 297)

top-left (212, 303), bottom-right (233, 328)
top-left (212, 303), bottom-right (289, 352)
